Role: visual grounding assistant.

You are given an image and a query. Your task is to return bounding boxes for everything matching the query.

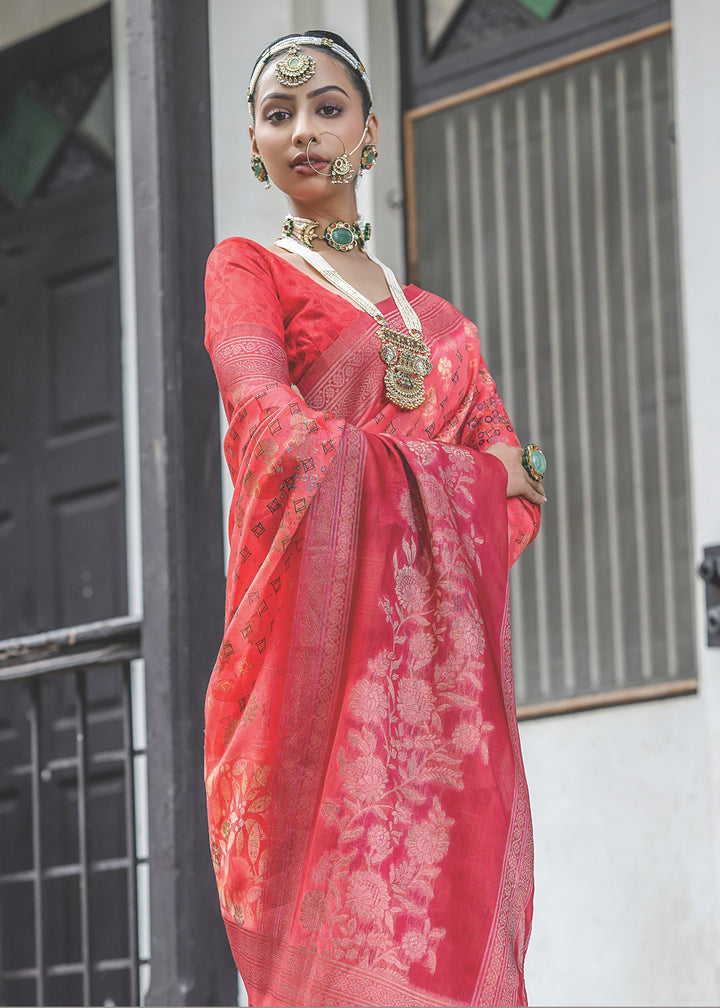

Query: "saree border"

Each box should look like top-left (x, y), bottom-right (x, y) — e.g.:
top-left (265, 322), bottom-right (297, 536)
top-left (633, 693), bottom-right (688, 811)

top-left (475, 591), bottom-right (532, 1007)
top-left (226, 919), bottom-right (457, 1008)
top-left (261, 427), bottom-right (367, 938)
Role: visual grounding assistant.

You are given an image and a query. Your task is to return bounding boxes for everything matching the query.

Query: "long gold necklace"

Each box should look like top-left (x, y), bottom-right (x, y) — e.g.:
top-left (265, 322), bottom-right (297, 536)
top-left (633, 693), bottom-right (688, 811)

top-left (276, 235), bottom-right (432, 410)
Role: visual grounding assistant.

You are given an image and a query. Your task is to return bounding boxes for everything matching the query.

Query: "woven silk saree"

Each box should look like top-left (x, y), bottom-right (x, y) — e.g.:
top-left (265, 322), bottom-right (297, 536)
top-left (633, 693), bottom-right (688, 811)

top-left (204, 238), bottom-right (541, 1007)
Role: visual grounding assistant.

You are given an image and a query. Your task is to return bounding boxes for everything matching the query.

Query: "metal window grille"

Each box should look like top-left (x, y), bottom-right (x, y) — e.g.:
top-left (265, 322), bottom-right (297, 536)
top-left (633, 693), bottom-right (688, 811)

top-left (406, 26), bottom-right (697, 713)
top-left (0, 617), bottom-right (145, 1006)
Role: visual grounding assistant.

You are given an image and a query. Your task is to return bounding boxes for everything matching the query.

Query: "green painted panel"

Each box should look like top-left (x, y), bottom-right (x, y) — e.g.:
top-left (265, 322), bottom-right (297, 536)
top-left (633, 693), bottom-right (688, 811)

top-left (514, 0), bottom-right (563, 20)
top-left (78, 74), bottom-right (115, 158)
top-left (0, 91), bottom-right (68, 206)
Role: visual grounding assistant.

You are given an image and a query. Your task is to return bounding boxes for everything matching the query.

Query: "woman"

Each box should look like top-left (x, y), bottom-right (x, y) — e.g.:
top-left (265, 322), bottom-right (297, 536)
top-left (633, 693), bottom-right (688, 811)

top-left (204, 30), bottom-right (546, 1008)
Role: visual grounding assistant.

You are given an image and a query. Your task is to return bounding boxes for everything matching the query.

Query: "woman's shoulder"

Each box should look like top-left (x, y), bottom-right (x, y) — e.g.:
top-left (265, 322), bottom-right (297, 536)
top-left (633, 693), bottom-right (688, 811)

top-left (207, 235), bottom-right (276, 270)
top-left (205, 237), bottom-right (286, 331)
top-left (205, 237), bottom-right (288, 303)
top-left (406, 283), bottom-right (466, 320)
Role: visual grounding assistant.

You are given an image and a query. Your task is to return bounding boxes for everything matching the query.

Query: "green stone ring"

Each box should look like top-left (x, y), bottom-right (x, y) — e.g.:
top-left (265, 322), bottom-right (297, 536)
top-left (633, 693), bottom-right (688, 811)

top-left (522, 444), bottom-right (547, 482)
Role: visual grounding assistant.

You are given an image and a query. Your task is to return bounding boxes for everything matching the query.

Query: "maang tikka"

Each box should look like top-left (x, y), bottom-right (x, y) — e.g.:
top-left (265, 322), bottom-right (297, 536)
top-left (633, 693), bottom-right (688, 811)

top-left (274, 42), bottom-right (316, 87)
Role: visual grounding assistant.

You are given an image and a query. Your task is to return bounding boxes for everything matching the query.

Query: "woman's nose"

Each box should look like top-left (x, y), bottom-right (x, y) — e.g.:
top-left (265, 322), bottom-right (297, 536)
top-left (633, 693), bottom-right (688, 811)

top-left (292, 114), bottom-right (317, 147)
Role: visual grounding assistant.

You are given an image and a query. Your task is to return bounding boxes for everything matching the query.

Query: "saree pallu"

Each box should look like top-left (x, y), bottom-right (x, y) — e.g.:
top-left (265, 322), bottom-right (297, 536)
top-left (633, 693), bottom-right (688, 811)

top-left (204, 238), bottom-right (541, 1007)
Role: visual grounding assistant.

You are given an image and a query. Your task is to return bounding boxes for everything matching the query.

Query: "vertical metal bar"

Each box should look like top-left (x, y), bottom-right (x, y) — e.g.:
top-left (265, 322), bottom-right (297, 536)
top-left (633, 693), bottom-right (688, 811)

top-left (492, 96), bottom-right (530, 697)
top-left (590, 64), bottom-right (626, 687)
top-left (491, 98), bottom-right (516, 419)
top-left (616, 56), bottom-right (652, 682)
top-left (468, 105), bottom-right (533, 699)
top-left (444, 115), bottom-right (463, 310)
top-left (642, 45), bottom-right (676, 677)
top-left (539, 83), bottom-right (573, 698)
top-left (565, 74), bottom-right (601, 691)
top-left (74, 673), bottom-right (92, 1005)
top-left (663, 37), bottom-right (694, 663)
top-left (515, 91), bottom-right (552, 698)
top-left (29, 680), bottom-right (45, 1006)
top-left (130, 657), bottom-right (151, 1002)
top-left (122, 662), bottom-right (140, 1006)
top-left (467, 106), bottom-right (489, 357)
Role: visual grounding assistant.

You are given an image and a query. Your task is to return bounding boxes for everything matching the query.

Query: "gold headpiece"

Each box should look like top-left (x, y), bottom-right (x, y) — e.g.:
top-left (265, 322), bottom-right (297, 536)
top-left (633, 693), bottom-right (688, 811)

top-left (247, 35), bottom-right (373, 119)
top-left (274, 42), bottom-right (316, 88)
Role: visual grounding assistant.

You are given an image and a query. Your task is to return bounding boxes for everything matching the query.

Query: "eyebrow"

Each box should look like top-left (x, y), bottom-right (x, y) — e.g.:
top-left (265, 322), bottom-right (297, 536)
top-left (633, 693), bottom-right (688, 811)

top-left (259, 84), bottom-right (350, 106)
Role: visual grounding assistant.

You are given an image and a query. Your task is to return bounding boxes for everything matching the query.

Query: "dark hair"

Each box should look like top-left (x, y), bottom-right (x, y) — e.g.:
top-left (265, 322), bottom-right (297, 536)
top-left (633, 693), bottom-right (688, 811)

top-left (251, 29), bottom-right (372, 121)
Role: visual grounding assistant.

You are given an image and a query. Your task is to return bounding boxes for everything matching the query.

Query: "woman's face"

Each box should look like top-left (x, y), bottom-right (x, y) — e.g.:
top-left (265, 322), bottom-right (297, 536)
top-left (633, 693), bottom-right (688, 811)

top-left (250, 48), bottom-right (377, 198)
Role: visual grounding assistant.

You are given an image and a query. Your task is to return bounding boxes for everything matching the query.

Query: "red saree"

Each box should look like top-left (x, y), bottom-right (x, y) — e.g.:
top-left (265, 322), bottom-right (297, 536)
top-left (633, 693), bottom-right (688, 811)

top-left (204, 238), bottom-right (541, 1007)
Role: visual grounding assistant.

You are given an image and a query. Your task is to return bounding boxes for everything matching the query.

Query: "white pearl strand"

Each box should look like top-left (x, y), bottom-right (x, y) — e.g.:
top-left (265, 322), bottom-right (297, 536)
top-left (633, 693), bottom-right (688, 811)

top-left (275, 235), bottom-right (433, 410)
top-left (275, 236), bottom-right (422, 335)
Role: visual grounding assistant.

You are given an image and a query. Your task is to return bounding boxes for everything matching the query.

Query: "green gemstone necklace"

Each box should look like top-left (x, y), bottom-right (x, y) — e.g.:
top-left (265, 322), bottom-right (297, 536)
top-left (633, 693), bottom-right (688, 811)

top-left (281, 215), bottom-right (371, 253)
top-left (276, 233), bottom-right (432, 410)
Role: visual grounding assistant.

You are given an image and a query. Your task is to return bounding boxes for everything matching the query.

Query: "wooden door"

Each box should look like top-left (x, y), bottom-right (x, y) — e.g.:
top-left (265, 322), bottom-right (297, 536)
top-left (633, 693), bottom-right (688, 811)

top-left (0, 179), bottom-right (126, 639)
top-left (0, 8), bottom-right (133, 1003)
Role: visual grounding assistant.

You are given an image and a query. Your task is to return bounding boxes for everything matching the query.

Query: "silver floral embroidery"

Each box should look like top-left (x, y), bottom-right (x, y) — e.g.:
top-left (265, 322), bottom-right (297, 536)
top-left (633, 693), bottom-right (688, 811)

top-left (301, 459), bottom-right (496, 978)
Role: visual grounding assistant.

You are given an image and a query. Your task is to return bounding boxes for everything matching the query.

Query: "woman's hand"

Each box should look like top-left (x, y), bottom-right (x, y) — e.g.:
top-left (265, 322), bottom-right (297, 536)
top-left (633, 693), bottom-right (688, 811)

top-left (485, 442), bottom-right (547, 505)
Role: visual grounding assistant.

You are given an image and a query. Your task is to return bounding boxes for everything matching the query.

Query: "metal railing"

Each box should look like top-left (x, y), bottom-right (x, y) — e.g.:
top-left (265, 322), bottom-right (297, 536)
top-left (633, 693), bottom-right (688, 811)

top-left (0, 616), bottom-right (144, 1007)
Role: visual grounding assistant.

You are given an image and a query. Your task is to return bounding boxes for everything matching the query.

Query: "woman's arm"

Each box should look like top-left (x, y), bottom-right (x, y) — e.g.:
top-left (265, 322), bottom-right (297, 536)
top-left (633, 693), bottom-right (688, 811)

top-left (457, 360), bottom-right (544, 568)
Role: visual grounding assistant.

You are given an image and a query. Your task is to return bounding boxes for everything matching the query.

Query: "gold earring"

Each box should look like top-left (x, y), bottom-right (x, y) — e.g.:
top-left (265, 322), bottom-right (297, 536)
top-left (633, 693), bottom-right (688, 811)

top-left (250, 154), bottom-right (270, 189)
top-left (360, 144), bottom-right (378, 171)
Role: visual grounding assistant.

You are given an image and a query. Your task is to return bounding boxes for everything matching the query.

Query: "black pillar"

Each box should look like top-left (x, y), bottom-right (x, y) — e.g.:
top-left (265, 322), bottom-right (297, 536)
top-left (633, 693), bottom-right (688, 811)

top-left (125, 0), bottom-right (235, 1003)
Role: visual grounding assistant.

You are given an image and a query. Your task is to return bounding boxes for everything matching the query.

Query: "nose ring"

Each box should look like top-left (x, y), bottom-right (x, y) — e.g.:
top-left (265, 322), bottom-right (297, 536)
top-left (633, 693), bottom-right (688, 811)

top-left (306, 132), bottom-right (356, 185)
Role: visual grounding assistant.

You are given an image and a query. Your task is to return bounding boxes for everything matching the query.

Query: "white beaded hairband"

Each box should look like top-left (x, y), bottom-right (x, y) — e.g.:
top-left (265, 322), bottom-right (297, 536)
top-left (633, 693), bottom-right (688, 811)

top-left (247, 35), bottom-right (373, 119)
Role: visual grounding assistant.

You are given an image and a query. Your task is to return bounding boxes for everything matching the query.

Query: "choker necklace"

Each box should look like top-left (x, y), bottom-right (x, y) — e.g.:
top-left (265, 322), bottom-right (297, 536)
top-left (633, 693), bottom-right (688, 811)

top-left (281, 215), bottom-right (371, 252)
top-left (276, 235), bottom-right (432, 410)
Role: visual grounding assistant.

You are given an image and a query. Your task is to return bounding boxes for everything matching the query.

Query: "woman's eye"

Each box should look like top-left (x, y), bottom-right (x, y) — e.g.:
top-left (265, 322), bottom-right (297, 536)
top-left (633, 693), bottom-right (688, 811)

top-left (266, 109), bottom-right (291, 123)
top-left (318, 104), bottom-right (341, 117)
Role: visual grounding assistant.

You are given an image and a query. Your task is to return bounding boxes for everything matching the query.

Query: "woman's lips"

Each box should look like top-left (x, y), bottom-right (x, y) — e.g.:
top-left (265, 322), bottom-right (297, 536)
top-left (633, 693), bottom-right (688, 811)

top-left (292, 160), bottom-right (328, 175)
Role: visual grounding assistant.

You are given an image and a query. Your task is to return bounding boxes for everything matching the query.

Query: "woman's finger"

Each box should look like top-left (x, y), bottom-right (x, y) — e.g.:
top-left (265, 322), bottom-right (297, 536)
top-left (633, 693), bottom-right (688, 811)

top-left (524, 479), bottom-right (547, 504)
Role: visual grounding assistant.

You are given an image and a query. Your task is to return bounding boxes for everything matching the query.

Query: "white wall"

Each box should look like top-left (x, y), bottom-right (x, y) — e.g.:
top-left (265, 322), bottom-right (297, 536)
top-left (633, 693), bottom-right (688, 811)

top-left (521, 696), bottom-right (717, 1005)
top-left (672, 0), bottom-right (720, 989)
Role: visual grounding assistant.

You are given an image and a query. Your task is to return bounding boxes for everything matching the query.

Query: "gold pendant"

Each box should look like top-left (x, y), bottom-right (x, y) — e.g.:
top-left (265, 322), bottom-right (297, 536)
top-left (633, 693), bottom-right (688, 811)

top-left (330, 154), bottom-right (353, 184)
top-left (378, 326), bottom-right (432, 410)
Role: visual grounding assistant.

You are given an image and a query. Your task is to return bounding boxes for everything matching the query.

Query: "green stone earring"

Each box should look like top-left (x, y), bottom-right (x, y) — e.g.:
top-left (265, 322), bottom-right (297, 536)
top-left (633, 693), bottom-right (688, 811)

top-left (360, 144), bottom-right (378, 171)
top-left (250, 154), bottom-right (270, 189)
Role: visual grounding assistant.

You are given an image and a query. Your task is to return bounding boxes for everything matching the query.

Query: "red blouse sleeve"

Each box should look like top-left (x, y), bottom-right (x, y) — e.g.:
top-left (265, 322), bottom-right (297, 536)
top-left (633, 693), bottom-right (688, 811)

top-left (205, 237), bottom-right (290, 421)
top-left (459, 354), bottom-right (541, 569)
